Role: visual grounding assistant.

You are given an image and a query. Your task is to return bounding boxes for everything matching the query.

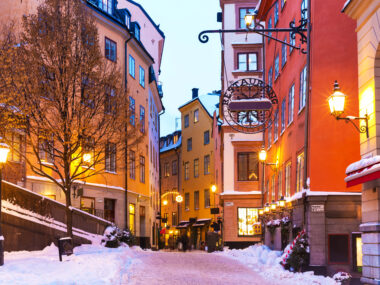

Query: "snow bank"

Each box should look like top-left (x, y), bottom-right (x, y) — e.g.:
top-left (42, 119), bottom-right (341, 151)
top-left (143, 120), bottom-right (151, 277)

top-left (0, 243), bottom-right (137, 285)
top-left (216, 245), bottom-right (337, 285)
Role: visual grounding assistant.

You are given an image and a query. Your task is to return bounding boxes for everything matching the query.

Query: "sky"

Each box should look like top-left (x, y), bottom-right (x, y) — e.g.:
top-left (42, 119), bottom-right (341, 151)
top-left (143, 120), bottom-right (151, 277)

top-left (136, 0), bottom-right (222, 136)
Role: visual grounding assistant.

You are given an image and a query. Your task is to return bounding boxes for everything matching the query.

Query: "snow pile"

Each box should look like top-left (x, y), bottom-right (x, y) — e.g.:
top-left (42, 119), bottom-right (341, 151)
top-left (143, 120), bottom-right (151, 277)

top-left (333, 271), bottom-right (352, 283)
top-left (217, 245), bottom-right (337, 285)
top-left (0, 243), bottom-right (136, 284)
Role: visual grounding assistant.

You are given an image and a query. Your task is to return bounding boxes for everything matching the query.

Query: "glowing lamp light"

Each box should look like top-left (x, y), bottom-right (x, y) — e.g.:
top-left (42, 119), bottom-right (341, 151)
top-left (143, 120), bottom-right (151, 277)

top-left (259, 148), bottom-right (267, 162)
top-left (169, 230), bottom-right (173, 235)
top-left (279, 196), bottom-right (286, 208)
top-left (0, 143), bottom-right (10, 164)
top-left (211, 185), bottom-right (217, 193)
top-left (258, 209), bottom-right (264, 215)
top-left (175, 195), bottom-right (183, 203)
top-left (264, 203), bottom-right (270, 213)
top-left (162, 199), bottom-right (168, 206)
top-left (270, 200), bottom-right (277, 211)
top-left (83, 152), bottom-right (92, 164)
top-left (328, 81), bottom-right (346, 117)
top-left (244, 10), bottom-right (257, 29)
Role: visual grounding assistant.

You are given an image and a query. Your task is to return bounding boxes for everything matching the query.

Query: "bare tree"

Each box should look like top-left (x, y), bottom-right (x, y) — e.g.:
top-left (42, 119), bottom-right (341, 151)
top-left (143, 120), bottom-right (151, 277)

top-left (0, 0), bottom-right (143, 237)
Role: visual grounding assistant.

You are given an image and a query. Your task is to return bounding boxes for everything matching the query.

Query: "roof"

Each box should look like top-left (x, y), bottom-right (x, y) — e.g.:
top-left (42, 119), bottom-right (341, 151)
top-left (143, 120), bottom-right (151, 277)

top-left (178, 91), bottom-right (221, 119)
top-left (126, 0), bottom-right (165, 38)
top-left (160, 131), bottom-right (181, 153)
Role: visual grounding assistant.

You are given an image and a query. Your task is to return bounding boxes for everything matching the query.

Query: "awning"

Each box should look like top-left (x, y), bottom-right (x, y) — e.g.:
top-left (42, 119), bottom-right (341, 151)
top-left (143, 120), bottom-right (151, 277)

top-left (192, 219), bottom-right (211, 228)
top-left (345, 156), bottom-right (380, 187)
top-left (175, 221), bottom-right (190, 229)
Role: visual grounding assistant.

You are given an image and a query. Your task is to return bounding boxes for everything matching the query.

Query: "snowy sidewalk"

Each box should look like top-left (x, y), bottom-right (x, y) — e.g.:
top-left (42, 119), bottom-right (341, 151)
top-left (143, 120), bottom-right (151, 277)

top-left (124, 250), bottom-right (273, 285)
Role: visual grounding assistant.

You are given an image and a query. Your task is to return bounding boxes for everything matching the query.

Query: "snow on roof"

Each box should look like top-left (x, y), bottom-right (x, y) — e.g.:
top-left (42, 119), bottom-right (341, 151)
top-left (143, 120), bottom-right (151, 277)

top-left (179, 91), bottom-right (220, 118)
top-left (345, 156), bottom-right (380, 174)
top-left (287, 189), bottom-right (361, 202)
top-left (160, 135), bottom-right (181, 153)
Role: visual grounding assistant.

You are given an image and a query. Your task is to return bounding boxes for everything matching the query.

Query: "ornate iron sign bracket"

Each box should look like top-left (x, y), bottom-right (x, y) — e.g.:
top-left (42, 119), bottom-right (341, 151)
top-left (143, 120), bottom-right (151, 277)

top-left (198, 18), bottom-right (308, 54)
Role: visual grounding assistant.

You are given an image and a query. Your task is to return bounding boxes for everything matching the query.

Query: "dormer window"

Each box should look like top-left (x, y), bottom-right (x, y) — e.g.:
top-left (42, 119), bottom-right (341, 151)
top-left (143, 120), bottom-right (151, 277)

top-left (125, 11), bottom-right (131, 29)
top-left (99, 0), bottom-right (112, 14)
top-left (132, 22), bottom-right (141, 41)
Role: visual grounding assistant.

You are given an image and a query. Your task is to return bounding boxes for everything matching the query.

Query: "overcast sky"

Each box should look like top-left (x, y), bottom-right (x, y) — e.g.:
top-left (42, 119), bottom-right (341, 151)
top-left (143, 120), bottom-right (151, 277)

top-left (137, 0), bottom-right (222, 136)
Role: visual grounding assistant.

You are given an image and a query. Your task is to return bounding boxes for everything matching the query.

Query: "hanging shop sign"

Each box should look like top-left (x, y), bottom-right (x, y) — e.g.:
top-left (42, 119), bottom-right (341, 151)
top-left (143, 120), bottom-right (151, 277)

top-left (223, 78), bottom-right (278, 134)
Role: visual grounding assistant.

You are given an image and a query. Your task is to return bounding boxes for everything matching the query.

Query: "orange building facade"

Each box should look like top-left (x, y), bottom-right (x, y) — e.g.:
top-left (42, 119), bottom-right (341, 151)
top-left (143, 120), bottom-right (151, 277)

top-left (257, 0), bottom-right (362, 276)
top-left (0, 0), bottom-right (164, 248)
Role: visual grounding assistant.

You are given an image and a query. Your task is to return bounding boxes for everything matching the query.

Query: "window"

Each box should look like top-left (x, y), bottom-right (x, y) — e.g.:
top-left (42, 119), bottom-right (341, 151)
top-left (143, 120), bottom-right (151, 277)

top-left (271, 175), bottom-right (275, 202)
top-left (185, 193), bottom-right (190, 211)
top-left (129, 55), bottom-right (135, 78)
top-left (140, 106), bottom-right (145, 133)
top-left (184, 162), bottom-right (189, 180)
top-left (172, 212), bottom-right (178, 226)
top-left (204, 155), bottom-right (210, 175)
top-left (296, 152), bottom-right (304, 192)
top-left (105, 38), bottom-right (116, 62)
top-left (99, 0), bottom-right (112, 14)
top-left (81, 76), bottom-right (94, 108)
top-left (281, 98), bottom-right (286, 133)
top-left (299, 65), bottom-right (307, 111)
top-left (39, 135), bottom-right (54, 164)
top-left (164, 162), bottom-right (170, 177)
top-left (125, 11), bottom-right (131, 29)
top-left (239, 8), bottom-right (255, 29)
top-left (105, 142), bottom-right (116, 172)
top-left (278, 170), bottom-right (283, 198)
top-left (204, 130), bottom-right (210, 145)
top-left (172, 160), bottom-right (178, 175)
top-left (194, 159), bottom-right (199, 178)
top-left (81, 197), bottom-right (95, 215)
top-left (282, 38), bottom-right (287, 67)
top-left (133, 22), bottom-right (140, 41)
top-left (285, 162), bottom-right (291, 197)
top-left (194, 109), bottom-right (199, 123)
top-left (129, 203), bottom-right (135, 234)
top-left (266, 180), bottom-right (270, 203)
top-left (268, 67), bottom-right (273, 87)
top-left (187, 138), bottom-right (192, 151)
top-left (204, 189), bottom-right (210, 208)
top-left (268, 17), bottom-right (272, 42)
top-left (274, 54), bottom-right (280, 79)
top-left (289, 25), bottom-right (295, 53)
top-left (268, 123), bottom-right (272, 146)
top-left (184, 114), bottom-right (189, 128)
top-left (238, 53), bottom-right (258, 71)
top-left (301, 0), bottom-right (308, 20)
top-left (274, 1), bottom-right (279, 26)
top-left (194, 191), bottom-right (199, 210)
top-left (238, 208), bottom-right (260, 236)
top-left (129, 150), bottom-right (135, 179)
top-left (104, 198), bottom-right (116, 223)
top-left (288, 84), bottom-right (294, 124)
top-left (328, 235), bottom-right (349, 264)
top-left (139, 155), bottom-right (145, 183)
top-left (274, 110), bottom-right (279, 142)
top-left (105, 87), bottom-right (116, 114)
top-left (6, 133), bottom-right (22, 162)
top-left (281, 0), bottom-right (286, 9)
top-left (129, 97), bottom-right (135, 125)
top-left (238, 152), bottom-right (259, 181)
top-left (139, 66), bottom-right (145, 87)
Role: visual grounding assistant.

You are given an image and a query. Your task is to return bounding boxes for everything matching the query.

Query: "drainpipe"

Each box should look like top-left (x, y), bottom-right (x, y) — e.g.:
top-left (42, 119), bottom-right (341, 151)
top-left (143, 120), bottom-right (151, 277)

top-left (124, 36), bottom-right (132, 230)
top-left (158, 108), bottom-right (165, 246)
top-left (302, 0), bottom-right (312, 230)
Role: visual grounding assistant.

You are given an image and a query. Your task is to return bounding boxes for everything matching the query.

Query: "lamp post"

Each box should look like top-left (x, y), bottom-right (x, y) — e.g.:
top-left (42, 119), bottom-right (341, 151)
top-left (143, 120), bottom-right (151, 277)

top-left (328, 80), bottom-right (369, 138)
top-left (211, 184), bottom-right (217, 221)
top-left (0, 142), bottom-right (10, 266)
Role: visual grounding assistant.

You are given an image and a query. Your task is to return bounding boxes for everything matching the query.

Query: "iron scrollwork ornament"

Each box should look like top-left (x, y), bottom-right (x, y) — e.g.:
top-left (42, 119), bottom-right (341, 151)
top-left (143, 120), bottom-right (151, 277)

top-left (223, 78), bottom-right (279, 134)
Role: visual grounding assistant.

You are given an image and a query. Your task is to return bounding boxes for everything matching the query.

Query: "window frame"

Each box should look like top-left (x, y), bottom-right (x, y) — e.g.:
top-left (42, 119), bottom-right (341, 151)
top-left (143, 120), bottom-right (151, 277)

top-left (288, 84), bottom-right (295, 125)
top-left (194, 190), bottom-right (199, 210)
top-left (238, 8), bottom-right (256, 29)
top-left (105, 37), bottom-right (116, 62)
top-left (237, 152), bottom-right (259, 181)
top-left (187, 138), bottom-right (192, 151)
top-left (299, 65), bottom-right (307, 111)
top-left (194, 109), bottom-right (199, 123)
top-left (282, 37), bottom-right (287, 68)
top-left (105, 142), bottom-right (116, 173)
top-left (194, 158), bottom-right (199, 178)
top-left (139, 66), bottom-right (145, 87)
top-left (296, 152), bottom-right (304, 192)
top-left (129, 55), bottom-right (135, 78)
top-left (204, 130), bottom-right (210, 145)
top-left (237, 52), bottom-right (258, 72)
top-left (274, 109), bottom-right (279, 142)
top-left (139, 155), bottom-right (145, 183)
top-left (184, 161), bottom-right (189, 180)
top-left (185, 193), bottom-right (190, 211)
top-left (281, 98), bottom-right (286, 133)
top-left (204, 155), bottom-right (210, 175)
top-left (285, 161), bottom-right (291, 197)
top-left (237, 207), bottom-right (260, 237)
top-left (172, 160), bottom-right (178, 175)
top-left (204, 189), bottom-right (210, 208)
top-left (129, 150), bottom-right (135, 179)
top-left (184, 114), bottom-right (189, 128)
top-left (139, 105), bottom-right (145, 133)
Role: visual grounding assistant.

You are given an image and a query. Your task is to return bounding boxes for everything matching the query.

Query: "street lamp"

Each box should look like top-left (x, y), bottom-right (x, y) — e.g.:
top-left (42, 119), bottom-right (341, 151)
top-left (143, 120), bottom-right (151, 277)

top-left (0, 142), bottom-right (10, 266)
top-left (270, 200), bottom-right (277, 211)
top-left (175, 195), bottom-right (183, 203)
top-left (83, 152), bottom-right (92, 165)
top-left (244, 10), bottom-right (257, 29)
top-left (162, 199), bottom-right (168, 206)
top-left (264, 203), bottom-right (270, 213)
top-left (278, 196), bottom-right (286, 209)
top-left (328, 80), bottom-right (369, 138)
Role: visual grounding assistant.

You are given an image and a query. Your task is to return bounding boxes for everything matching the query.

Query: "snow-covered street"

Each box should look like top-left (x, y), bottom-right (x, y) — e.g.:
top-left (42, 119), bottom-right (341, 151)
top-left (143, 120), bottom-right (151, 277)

top-left (0, 243), bottom-right (339, 285)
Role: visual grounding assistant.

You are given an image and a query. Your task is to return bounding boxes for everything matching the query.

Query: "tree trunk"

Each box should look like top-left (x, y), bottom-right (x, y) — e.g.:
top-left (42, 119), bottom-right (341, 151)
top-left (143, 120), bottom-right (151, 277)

top-left (65, 188), bottom-right (73, 237)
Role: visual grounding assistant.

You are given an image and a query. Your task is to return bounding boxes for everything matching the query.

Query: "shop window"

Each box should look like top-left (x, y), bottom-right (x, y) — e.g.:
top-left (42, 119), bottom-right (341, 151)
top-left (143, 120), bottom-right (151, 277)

top-left (238, 208), bottom-right (260, 236)
top-left (328, 234), bottom-right (349, 264)
top-left (129, 203), bottom-right (135, 234)
top-left (352, 234), bottom-right (362, 272)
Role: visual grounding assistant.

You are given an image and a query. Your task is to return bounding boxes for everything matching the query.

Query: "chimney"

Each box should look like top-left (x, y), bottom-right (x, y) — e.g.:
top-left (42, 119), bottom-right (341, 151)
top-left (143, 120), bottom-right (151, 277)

top-left (192, 88), bottom-right (199, 99)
